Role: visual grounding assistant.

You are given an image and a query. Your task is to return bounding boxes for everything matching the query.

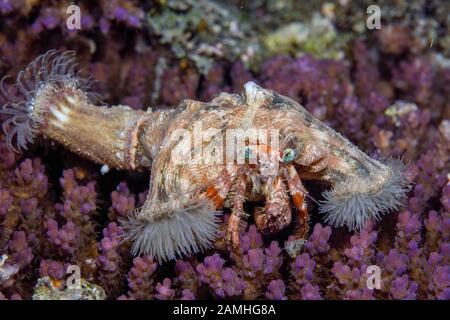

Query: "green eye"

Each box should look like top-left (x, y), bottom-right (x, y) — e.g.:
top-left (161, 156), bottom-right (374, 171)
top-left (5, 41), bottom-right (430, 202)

top-left (282, 148), bottom-right (295, 162)
top-left (244, 146), bottom-right (252, 160)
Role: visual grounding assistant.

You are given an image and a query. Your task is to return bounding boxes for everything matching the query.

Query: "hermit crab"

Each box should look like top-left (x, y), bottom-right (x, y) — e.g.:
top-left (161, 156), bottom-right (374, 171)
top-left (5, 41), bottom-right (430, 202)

top-left (0, 50), bottom-right (411, 262)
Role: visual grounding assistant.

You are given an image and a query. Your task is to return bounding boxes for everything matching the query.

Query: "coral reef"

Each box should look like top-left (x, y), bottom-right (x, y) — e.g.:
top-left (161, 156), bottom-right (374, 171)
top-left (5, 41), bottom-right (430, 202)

top-left (0, 0), bottom-right (449, 300)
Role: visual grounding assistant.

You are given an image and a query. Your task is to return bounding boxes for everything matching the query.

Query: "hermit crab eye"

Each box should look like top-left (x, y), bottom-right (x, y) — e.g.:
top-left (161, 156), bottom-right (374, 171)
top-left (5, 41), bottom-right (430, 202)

top-left (282, 148), bottom-right (295, 163)
top-left (244, 146), bottom-right (253, 160)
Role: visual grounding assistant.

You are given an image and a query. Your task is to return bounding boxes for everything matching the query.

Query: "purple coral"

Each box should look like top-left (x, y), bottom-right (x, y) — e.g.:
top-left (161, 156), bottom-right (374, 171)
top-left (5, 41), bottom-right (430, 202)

top-left (56, 169), bottom-right (97, 220)
top-left (97, 222), bottom-right (123, 272)
top-left (155, 278), bottom-right (175, 300)
top-left (305, 223), bottom-right (332, 256)
top-left (265, 280), bottom-right (286, 300)
top-left (175, 260), bottom-right (199, 293)
top-left (292, 253), bottom-right (316, 285)
top-left (39, 260), bottom-right (68, 280)
top-left (344, 223), bottom-right (377, 265)
top-left (126, 256), bottom-right (158, 300)
top-left (180, 289), bottom-right (195, 300)
top-left (0, 189), bottom-right (12, 216)
top-left (112, 6), bottom-right (143, 28)
top-left (345, 288), bottom-right (375, 300)
top-left (430, 266), bottom-right (450, 300)
top-left (378, 249), bottom-right (409, 277)
top-left (197, 253), bottom-right (246, 298)
top-left (390, 276), bottom-right (419, 300)
top-left (221, 268), bottom-right (247, 298)
top-left (301, 284), bottom-right (322, 300)
top-left (96, 222), bottom-right (125, 295)
top-left (8, 231), bottom-right (33, 269)
top-left (396, 211), bottom-right (422, 247)
top-left (13, 158), bottom-right (48, 197)
top-left (46, 219), bottom-right (79, 255)
top-left (109, 182), bottom-right (136, 219)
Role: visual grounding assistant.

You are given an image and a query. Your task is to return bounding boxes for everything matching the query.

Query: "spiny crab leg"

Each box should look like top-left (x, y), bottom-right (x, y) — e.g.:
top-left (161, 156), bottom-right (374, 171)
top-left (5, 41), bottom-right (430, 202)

top-left (254, 175), bottom-right (292, 235)
top-left (226, 173), bottom-right (247, 248)
top-left (204, 167), bottom-right (235, 209)
top-left (284, 164), bottom-right (310, 256)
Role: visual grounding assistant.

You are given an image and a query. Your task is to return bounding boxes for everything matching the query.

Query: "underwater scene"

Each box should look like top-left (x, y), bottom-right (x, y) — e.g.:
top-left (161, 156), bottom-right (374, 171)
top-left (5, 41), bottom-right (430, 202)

top-left (0, 0), bottom-right (448, 301)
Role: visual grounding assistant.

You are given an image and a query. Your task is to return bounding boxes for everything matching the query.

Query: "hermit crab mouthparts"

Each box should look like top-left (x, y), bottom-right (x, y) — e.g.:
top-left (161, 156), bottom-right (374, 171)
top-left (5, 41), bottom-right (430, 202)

top-left (1, 50), bottom-right (412, 262)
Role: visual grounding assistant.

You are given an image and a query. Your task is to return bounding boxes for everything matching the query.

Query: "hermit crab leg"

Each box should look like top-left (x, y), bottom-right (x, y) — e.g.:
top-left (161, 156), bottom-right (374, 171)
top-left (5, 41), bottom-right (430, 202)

top-left (204, 167), bottom-right (236, 209)
top-left (254, 175), bottom-right (292, 235)
top-left (284, 164), bottom-right (310, 255)
top-left (226, 173), bottom-right (247, 248)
